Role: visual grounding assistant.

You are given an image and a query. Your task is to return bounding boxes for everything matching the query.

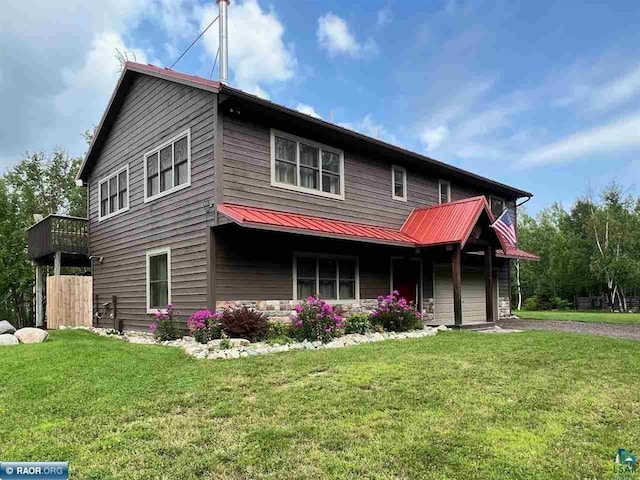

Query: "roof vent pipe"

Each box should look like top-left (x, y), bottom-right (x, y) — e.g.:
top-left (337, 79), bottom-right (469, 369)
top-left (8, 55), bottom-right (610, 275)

top-left (217, 0), bottom-right (230, 85)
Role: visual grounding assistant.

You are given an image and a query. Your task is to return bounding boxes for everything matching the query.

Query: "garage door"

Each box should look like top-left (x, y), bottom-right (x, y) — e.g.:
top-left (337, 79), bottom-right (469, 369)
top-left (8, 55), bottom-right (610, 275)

top-left (434, 266), bottom-right (487, 324)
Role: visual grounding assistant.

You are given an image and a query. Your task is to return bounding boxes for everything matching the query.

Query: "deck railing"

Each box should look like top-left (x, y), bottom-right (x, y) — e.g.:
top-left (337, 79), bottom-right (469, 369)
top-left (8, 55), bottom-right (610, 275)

top-left (27, 215), bottom-right (88, 260)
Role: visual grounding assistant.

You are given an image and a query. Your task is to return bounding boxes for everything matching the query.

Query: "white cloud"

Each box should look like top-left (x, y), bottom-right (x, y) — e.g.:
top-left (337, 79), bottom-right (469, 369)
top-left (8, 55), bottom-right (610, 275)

top-left (199, 0), bottom-right (296, 99)
top-left (376, 7), bottom-right (392, 27)
top-left (0, 0), bottom-right (154, 169)
top-left (420, 126), bottom-right (448, 151)
top-left (55, 33), bottom-right (149, 120)
top-left (588, 65), bottom-right (640, 112)
top-left (518, 113), bottom-right (640, 168)
top-left (317, 12), bottom-right (376, 57)
top-left (296, 103), bottom-right (322, 119)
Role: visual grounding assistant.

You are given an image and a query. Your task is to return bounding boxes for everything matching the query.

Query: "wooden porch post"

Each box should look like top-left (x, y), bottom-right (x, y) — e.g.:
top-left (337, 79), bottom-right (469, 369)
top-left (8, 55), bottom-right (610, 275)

top-left (452, 244), bottom-right (462, 327)
top-left (485, 245), bottom-right (494, 322)
top-left (54, 252), bottom-right (62, 276)
top-left (35, 262), bottom-right (44, 327)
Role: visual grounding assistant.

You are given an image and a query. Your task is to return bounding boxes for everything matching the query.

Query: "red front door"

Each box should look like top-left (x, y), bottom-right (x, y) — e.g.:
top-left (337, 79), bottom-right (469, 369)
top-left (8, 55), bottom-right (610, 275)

top-left (392, 259), bottom-right (421, 308)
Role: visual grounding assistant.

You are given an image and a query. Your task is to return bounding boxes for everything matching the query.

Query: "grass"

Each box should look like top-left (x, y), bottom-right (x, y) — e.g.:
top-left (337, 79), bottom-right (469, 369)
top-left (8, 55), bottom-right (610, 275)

top-left (2, 330), bottom-right (640, 479)
top-left (516, 309), bottom-right (640, 324)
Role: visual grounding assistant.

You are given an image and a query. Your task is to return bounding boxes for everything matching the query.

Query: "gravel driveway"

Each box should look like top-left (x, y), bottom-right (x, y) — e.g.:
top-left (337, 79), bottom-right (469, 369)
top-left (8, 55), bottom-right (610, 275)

top-left (497, 318), bottom-right (640, 341)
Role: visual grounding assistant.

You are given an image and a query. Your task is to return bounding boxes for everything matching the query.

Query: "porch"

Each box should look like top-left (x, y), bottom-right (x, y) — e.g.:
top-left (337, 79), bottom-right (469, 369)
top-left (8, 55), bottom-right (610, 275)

top-left (212, 198), bottom-right (532, 327)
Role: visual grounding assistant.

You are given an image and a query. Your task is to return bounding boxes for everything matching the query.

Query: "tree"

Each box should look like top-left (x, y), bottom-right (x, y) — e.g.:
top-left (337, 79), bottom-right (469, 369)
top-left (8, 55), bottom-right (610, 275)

top-left (0, 148), bottom-right (87, 326)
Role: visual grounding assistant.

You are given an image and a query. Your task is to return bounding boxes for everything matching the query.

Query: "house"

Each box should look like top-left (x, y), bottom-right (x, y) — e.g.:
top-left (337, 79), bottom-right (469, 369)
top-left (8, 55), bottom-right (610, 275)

top-left (75, 61), bottom-right (537, 332)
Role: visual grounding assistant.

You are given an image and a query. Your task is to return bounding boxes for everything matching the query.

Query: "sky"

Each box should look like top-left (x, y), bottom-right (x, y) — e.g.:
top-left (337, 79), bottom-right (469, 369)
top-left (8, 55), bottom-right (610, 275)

top-left (1, 0), bottom-right (640, 214)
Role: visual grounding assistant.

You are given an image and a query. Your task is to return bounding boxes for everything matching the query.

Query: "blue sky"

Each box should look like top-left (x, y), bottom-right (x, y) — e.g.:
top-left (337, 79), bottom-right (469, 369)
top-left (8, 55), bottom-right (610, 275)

top-left (2, 0), bottom-right (640, 214)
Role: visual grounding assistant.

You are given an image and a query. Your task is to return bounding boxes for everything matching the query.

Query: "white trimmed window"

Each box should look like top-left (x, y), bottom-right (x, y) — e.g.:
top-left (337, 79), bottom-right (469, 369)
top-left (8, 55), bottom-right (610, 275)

top-left (294, 254), bottom-right (359, 302)
top-left (144, 129), bottom-right (191, 202)
top-left (490, 196), bottom-right (505, 218)
top-left (98, 165), bottom-right (129, 220)
top-left (271, 130), bottom-right (345, 200)
top-left (438, 179), bottom-right (451, 204)
top-left (391, 165), bottom-right (407, 201)
top-left (146, 248), bottom-right (171, 313)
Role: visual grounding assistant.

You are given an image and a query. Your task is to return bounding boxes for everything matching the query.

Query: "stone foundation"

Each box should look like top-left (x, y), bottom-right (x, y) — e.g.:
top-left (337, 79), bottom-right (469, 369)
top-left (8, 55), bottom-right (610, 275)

top-left (422, 297), bottom-right (434, 322)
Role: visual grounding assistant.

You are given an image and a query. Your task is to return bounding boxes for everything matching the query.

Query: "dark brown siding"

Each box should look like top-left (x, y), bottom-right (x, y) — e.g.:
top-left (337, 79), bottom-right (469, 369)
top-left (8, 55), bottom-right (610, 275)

top-left (215, 226), bottom-right (414, 302)
top-left (221, 112), bottom-right (516, 230)
top-left (88, 74), bottom-right (216, 331)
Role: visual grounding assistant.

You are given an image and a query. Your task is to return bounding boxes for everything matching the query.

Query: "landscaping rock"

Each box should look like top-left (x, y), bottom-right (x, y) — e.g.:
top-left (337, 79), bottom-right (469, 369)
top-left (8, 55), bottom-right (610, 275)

top-left (0, 320), bottom-right (16, 335)
top-left (230, 338), bottom-right (250, 347)
top-left (14, 327), bottom-right (48, 344)
top-left (0, 334), bottom-right (19, 346)
top-left (436, 325), bottom-right (449, 331)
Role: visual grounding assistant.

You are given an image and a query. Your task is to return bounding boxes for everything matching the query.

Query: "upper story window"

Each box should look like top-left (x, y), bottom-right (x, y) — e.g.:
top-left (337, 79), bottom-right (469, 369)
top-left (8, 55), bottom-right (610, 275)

top-left (438, 179), bottom-right (451, 204)
top-left (490, 196), bottom-right (505, 218)
top-left (391, 165), bottom-right (407, 202)
top-left (270, 130), bottom-right (345, 200)
top-left (294, 254), bottom-right (359, 302)
top-left (144, 129), bottom-right (191, 202)
top-left (98, 165), bottom-right (129, 221)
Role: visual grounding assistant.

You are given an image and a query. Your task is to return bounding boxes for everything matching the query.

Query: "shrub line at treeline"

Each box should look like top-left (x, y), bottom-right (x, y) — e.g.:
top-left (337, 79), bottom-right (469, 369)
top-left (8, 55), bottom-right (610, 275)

top-left (74, 293), bottom-right (448, 360)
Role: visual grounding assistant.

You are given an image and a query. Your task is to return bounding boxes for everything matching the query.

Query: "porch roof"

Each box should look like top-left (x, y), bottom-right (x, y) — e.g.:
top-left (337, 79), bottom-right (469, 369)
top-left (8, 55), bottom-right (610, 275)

top-left (216, 203), bottom-right (417, 247)
top-left (217, 201), bottom-right (539, 260)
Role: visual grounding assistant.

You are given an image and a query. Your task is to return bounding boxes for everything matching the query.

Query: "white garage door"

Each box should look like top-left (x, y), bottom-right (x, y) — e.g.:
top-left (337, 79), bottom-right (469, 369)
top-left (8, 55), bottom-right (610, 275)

top-left (434, 266), bottom-right (487, 324)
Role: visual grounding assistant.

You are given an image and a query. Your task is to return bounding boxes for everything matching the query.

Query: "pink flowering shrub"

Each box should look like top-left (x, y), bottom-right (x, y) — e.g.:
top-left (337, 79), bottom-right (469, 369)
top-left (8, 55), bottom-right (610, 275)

top-left (370, 291), bottom-right (423, 332)
top-left (150, 304), bottom-right (181, 341)
top-left (187, 309), bottom-right (222, 344)
top-left (290, 296), bottom-right (344, 343)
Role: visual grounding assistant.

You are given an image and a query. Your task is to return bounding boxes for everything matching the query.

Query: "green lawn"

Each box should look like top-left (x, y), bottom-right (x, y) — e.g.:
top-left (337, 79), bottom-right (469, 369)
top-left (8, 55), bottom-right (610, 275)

top-left (2, 330), bottom-right (640, 479)
top-left (516, 309), bottom-right (640, 324)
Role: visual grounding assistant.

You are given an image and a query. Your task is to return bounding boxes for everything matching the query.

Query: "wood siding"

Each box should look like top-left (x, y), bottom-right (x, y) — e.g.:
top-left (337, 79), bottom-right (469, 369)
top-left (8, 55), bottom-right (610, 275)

top-left (88, 74), bottom-right (217, 331)
top-left (220, 111), bottom-right (518, 230)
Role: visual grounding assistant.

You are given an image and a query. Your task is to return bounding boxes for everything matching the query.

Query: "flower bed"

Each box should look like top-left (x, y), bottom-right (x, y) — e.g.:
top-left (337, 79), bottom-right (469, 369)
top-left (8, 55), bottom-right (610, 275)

top-left (65, 324), bottom-right (448, 360)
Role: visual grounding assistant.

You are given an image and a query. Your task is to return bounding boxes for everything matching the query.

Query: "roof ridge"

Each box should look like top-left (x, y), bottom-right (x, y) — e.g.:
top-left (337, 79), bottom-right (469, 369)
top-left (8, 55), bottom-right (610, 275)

top-left (411, 195), bottom-right (486, 212)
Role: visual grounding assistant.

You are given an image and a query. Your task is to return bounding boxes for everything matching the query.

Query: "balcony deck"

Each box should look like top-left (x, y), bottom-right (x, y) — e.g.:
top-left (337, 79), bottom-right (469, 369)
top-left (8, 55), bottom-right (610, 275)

top-left (27, 215), bottom-right (90, 267)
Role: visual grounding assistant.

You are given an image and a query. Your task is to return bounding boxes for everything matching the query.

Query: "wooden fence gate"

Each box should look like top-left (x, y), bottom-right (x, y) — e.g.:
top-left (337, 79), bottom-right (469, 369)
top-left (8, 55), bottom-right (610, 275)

top-left (46, 276), bottom-right (93, 329)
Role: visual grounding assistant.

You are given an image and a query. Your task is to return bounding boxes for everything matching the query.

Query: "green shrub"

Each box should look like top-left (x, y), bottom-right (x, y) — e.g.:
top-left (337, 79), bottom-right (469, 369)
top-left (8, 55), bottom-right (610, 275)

top-left (370, 292), bottom-right (423, 332)
top-left (219, 307), bottom-right (268, 342)
top-left (343, 313), bottom-right (371, 334)
top-left (268, 320), bottom-right (291, 339)
top-left (150, 304), bottom-right (181, 341)
top-left (219, 331), bottom-right (232, 350)
top-left (522, 296), bottom-right (540, 311)
top-left (266, 335), bottom-right (295, 346)
top-left (551, 297), bottom-right (571, 310)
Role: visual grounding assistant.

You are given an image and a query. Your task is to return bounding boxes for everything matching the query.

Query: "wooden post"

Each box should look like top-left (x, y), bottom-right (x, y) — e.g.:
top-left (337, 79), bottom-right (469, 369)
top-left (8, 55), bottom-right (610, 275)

top-left (485, 245), bottom-right (494, 322)
top-left (54, 252), bottom-right (62, 276)
top-left (35, 262), bottom-right (44, 327)
top-left (112, 295), bottom-right (120, 332)
top-left (452, 244), bottom-right (462, 327)
top-left (207, 228), bottom-right (216, 311)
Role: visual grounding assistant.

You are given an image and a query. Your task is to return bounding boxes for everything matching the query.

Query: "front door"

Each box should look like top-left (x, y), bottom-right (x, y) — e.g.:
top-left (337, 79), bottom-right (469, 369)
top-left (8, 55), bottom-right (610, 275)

top-left (391, 259), bottom-right (421, 308)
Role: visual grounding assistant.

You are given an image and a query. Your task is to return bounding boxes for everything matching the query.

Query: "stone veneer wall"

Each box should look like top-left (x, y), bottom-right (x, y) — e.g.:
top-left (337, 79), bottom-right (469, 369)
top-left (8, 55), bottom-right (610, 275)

top-left (217, 298), bottom-right (438, 324)
top-left (498, 296), bottom-right (511, 318)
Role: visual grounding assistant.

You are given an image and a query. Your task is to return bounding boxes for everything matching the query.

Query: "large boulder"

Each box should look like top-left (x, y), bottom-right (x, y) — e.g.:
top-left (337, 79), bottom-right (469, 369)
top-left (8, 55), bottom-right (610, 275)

top-left (0, 320), bottom-right (16, 335)
top-left (14, 327), bottom-right (48, 344)
top-left (0, 334), bottom-right (19, 346)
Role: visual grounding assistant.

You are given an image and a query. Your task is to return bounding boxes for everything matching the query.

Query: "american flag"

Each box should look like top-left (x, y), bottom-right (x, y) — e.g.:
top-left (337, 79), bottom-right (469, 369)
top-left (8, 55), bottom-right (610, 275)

top-left (492, 209), bottom-right (517, 246)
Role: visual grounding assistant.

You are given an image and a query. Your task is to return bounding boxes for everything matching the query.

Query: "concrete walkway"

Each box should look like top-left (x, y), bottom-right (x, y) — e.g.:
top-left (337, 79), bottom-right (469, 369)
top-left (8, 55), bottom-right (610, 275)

top-left (497, 318), bottom-right (640, 341)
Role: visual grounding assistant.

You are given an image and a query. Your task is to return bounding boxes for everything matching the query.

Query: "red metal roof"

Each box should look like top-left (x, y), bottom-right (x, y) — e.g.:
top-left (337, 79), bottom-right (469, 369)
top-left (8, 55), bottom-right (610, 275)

top-left (497, 245), bottom-right (540, 260)
top-left (400, 196), bottom-right (497, 248)
top-left (217, 201), bottom-right (539, 260)
top-left (217, 203), bottom-right (416, 246)
top-left (125, 62), bottom-right (221, 91)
